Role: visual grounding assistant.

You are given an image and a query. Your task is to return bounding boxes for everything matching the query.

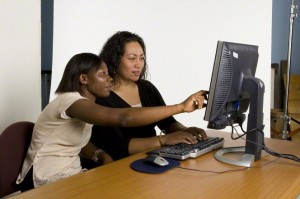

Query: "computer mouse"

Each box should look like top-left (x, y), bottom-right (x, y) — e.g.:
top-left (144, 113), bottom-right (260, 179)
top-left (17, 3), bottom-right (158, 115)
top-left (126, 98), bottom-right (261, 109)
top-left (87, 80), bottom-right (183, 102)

top-left (143, 154), bottom-right (169, 167)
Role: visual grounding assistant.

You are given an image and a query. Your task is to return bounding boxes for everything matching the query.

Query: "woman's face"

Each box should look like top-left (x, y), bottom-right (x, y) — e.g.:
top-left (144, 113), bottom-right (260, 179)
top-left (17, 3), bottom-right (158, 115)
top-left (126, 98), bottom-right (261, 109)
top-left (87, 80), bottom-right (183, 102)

top-left (118, 41), bottom-right (145, 82)
top-left (85, 62), bottom-right (113, 98)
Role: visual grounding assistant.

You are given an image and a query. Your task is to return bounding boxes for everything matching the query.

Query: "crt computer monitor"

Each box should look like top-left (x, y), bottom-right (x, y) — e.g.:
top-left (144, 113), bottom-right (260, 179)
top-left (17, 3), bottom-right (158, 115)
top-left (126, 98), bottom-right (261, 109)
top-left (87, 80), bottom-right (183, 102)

top-left (204, 41), bottom-right (265, 167)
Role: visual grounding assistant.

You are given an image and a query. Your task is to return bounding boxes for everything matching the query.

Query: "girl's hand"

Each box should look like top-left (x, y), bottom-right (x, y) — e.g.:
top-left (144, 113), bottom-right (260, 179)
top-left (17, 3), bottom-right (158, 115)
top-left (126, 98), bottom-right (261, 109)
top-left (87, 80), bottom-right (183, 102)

top-left (180, 90), bottom-right (208, 113)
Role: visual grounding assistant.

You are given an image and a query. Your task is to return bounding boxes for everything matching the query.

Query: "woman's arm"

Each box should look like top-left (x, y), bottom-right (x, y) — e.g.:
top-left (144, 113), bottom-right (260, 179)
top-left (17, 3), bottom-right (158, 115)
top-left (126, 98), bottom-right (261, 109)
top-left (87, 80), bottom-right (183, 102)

top-left (128, 130), bottom-right (204, 154)
top-left (166, 121), bottom-right (208, 140)
top-left (81, 142), bottom-right (113, 165)
top-left (166, 121), bottom-right (188, 133)
top-left (128, 120), bottom-right (209, 155)
top-left (67, 90), bottom-right (207, 127)
top-left (91, 126), bottom-right (130, 160)
top-left (128, 137), bottom-right (161, 154)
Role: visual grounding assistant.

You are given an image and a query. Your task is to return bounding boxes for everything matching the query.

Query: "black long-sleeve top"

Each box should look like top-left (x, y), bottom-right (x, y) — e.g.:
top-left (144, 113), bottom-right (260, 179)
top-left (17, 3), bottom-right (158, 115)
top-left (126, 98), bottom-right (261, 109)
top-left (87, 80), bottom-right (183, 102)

top-left (91, 80), bottom-right (177, 160)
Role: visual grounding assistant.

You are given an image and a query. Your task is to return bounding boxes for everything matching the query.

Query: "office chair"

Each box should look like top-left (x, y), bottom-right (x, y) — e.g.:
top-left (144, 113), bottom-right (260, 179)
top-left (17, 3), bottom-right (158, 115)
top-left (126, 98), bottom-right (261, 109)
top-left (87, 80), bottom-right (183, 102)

top-left (0, 121), bottom-right (34, 198)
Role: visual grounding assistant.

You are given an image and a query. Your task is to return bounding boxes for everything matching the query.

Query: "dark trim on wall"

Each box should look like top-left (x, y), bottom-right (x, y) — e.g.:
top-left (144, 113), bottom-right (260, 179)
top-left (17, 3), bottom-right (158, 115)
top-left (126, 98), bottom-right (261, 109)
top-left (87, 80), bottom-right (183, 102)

top-left (41, 0), bottom-right (54, 109)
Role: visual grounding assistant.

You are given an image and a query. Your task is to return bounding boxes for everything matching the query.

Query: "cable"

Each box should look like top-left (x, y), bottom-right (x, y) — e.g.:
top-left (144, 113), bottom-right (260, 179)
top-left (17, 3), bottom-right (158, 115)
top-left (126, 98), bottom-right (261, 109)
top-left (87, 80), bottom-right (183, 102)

top-left (225, 106), bottom-right (300, 163)
top-left (237, 120), bottom-right (300, 163)
top-left (291, 117), bottom-right (300, 125)
top-left (177, 157), bottom-right (281, 174)
top-left (177, 166), bottom-right (249, 174)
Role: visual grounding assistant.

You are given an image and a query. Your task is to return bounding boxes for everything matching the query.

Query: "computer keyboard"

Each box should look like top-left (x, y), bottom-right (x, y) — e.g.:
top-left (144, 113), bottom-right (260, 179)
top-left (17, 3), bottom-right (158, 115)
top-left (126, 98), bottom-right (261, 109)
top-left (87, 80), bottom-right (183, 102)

top-left (147, 137), bottom-right (224, 160)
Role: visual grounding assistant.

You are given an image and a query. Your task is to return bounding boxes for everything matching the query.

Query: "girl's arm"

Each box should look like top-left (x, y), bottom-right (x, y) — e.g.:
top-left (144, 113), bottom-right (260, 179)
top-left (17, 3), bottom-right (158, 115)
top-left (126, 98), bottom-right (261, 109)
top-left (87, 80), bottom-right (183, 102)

top-left (67, 90), bottom-right (207, 127)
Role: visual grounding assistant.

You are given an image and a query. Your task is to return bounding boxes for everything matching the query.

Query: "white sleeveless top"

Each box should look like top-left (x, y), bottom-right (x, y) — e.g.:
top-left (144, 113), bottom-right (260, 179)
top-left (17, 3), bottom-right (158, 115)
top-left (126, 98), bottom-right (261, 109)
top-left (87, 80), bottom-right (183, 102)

top-left (131, 103), bottom-right (142, 107)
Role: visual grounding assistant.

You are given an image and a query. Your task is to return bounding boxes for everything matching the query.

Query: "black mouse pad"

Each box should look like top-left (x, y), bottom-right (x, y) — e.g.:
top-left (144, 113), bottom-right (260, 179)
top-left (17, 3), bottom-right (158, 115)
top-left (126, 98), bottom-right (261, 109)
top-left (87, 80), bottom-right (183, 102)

top-left (130, 158), bottom-right (180, 174)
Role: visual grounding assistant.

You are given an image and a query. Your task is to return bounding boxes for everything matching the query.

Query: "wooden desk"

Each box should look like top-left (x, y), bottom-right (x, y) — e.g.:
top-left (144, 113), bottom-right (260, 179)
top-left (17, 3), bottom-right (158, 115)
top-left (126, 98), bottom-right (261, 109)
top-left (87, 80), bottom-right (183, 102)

top-left (10, 130), bottom-right (300, 199)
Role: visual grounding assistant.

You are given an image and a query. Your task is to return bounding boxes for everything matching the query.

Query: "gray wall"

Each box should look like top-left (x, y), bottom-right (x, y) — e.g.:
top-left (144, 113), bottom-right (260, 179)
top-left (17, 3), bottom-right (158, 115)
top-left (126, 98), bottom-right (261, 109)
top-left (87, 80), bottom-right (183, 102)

top-left (272, 0), bottom-right (300, 74)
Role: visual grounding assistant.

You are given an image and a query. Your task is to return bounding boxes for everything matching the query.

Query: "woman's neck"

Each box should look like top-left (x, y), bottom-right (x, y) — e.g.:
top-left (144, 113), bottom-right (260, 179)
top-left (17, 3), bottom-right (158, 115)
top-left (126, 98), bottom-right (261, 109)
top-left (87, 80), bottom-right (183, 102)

top-left (112, 78), bottom-right (136, 92)
top-left (79, 87), bottom-right (95, 101)
top-left (112, 79), bottom-right (140, 105)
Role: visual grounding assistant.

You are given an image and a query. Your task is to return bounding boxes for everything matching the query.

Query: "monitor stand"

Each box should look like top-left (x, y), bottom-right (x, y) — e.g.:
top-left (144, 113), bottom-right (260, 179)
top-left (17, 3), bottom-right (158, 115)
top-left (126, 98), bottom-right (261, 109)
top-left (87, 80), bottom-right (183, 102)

top-left (214, 147), bottom-right (254, 167)
top-left (214, 77), bottom-right (264, 167)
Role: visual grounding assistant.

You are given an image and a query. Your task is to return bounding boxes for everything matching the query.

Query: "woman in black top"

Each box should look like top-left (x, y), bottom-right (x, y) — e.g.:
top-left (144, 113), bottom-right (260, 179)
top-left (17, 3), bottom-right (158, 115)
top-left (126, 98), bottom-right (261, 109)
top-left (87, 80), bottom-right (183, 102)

top-left (91, 31), bottom-right (208, 160)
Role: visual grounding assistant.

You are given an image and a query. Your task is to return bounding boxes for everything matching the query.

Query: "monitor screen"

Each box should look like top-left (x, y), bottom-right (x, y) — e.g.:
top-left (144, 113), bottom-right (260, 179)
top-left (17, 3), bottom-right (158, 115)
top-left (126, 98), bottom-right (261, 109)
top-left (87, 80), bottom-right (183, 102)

top-left (204, 41), bottom-right (265, 167)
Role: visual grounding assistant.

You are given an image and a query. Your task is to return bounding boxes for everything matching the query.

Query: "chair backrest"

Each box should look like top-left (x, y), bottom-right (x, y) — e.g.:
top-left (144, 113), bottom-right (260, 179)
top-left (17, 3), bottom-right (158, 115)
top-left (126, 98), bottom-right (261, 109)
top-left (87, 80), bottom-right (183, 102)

top-left (0, 121), bottom-right (34, 198)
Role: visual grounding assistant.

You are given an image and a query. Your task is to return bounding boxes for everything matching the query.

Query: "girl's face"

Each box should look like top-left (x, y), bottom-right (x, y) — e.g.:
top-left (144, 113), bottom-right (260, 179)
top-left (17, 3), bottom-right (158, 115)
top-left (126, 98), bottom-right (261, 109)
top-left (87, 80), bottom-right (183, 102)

top-left (84, 62), bottom-right (113, 99)
top-left (118, 41), bottom-right (145, 82)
